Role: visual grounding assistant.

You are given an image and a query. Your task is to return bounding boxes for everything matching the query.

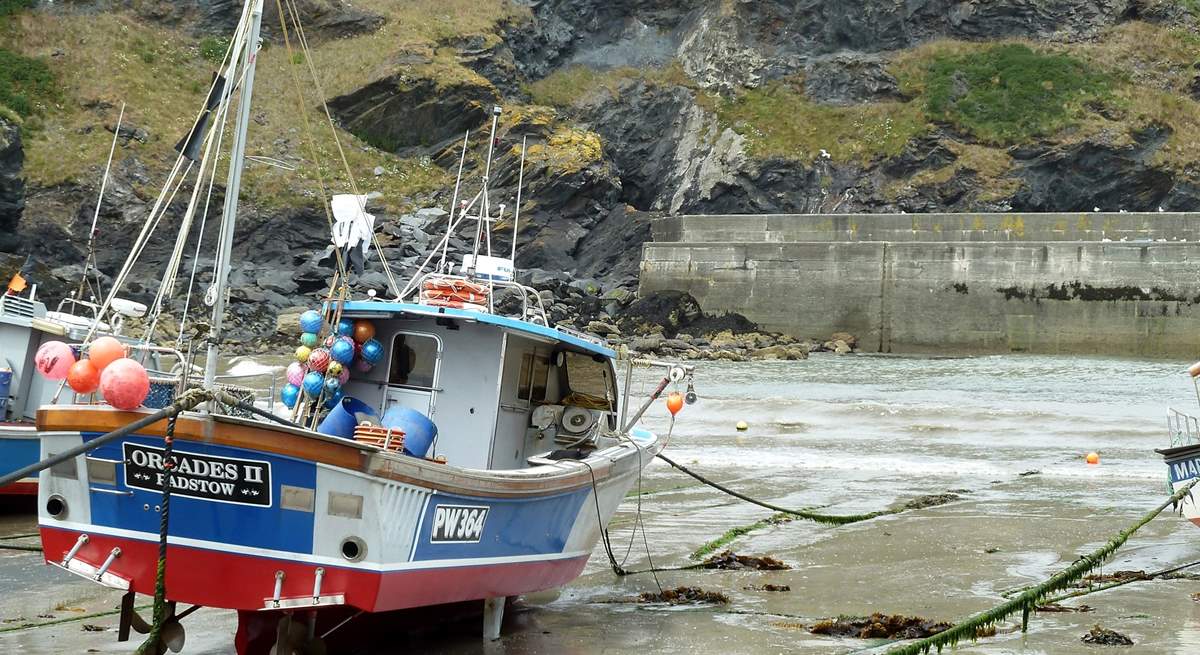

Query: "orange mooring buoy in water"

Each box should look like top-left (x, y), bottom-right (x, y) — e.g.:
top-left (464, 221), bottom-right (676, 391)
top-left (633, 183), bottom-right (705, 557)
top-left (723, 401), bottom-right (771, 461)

top-left (1189, 361), bottom-right (1200, 378)
top-left (666, 392), bottom-right (684, 416)
top-left (1086, 452), bottom-right (1100, 465)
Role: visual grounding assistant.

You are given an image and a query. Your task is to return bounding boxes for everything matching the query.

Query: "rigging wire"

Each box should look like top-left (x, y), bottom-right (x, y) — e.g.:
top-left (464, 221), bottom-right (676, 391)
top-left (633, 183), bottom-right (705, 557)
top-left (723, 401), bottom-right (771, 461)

top-left (271, 0), bottom-right (348, 284)
top-left (282, 0), bottom-right (401, 297)
top-left (77, 101), bottom-right (126, 304)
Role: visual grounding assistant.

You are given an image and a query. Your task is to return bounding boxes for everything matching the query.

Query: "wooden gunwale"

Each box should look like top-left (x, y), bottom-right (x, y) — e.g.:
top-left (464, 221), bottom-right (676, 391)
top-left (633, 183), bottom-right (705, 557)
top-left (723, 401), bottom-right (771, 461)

top-left (36, 406), bottom-right (641, 498)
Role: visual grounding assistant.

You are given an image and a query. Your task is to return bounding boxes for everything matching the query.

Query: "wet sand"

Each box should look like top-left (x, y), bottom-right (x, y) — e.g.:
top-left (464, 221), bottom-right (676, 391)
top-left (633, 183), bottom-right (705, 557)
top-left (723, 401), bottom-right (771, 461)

top-left (2, 355), bottom-right (1198, 653)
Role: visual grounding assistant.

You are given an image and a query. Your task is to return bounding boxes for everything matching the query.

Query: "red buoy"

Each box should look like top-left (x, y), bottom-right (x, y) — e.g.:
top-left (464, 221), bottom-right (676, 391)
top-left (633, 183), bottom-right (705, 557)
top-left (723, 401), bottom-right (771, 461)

top-left (67, 359), bottom-right (101, 394)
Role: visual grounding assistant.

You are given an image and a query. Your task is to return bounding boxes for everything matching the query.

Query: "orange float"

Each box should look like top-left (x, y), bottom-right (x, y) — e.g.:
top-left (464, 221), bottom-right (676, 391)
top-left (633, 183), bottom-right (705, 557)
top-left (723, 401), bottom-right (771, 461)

top-left (89, 336), bottom-right (127, 372)
top-left (666, 391), bottom-right (684, 416)
top-left (1086, 452), bottom-right (1100, 465)
top-left (67, 359), bottom-right (101, 394)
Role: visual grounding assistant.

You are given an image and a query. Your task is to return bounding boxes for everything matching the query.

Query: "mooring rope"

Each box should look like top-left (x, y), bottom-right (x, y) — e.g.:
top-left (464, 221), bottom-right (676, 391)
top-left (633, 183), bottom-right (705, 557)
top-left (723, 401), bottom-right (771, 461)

top-left (135, 414), bottom-right (178, 655)
top-left (655, 453), bottom-right (927, 526)
top-left (881, 478), bottom-right (1200, 655)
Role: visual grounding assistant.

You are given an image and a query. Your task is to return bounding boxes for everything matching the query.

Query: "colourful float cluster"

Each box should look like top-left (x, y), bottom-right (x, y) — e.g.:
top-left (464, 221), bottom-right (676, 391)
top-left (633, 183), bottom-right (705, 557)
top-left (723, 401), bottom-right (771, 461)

top-left (280, 310), bottom-right (383, 410)
top-left (35, 336), bottom-right (150, 410)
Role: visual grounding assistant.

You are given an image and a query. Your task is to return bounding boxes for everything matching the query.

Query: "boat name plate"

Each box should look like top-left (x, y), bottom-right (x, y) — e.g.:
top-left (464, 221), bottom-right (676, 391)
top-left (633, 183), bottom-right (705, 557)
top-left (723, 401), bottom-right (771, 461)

top-left (123, 442), bottom-right (272, 507)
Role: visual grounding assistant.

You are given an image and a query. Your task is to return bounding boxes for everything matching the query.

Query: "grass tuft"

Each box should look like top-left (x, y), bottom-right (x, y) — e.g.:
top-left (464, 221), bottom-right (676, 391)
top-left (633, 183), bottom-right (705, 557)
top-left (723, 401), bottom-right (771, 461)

top-left (921, 43), bottom-right (1111, 144)
top-left (715, 78), bottom-right (928, 164)
top-left (0, 48), bottom-right (56, 118)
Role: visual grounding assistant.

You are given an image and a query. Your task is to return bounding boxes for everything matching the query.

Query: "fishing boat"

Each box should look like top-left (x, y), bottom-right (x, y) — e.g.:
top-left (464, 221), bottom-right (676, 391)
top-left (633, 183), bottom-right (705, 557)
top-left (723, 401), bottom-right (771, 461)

top-left (30, 1), bottom-right (694, 652)
top-left (1158, 362), bottom-right (1200, 527)
top-left (0, 287), bottom-right (149, 495)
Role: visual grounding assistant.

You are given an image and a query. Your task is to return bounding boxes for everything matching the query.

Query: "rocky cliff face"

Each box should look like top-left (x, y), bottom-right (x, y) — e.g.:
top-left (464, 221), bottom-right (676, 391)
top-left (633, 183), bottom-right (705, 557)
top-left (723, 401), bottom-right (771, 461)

top-left (3, 0), bottom-right (1199, 343)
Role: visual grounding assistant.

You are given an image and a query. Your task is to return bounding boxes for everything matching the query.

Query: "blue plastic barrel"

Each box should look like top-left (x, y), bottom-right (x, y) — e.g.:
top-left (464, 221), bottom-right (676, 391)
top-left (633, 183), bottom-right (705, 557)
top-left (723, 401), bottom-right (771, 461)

top-left (381, 406), bottom-right (438, 458)
top-left (317, 396), bottom-right (378, 439)
top-left (0, 369), bottom-right (11, 416)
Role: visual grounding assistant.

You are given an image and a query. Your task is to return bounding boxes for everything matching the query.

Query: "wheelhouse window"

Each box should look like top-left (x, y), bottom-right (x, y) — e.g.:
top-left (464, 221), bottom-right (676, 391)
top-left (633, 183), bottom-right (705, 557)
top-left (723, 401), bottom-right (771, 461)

top-left (388, 333), bottom-right (439, 389)
top-left (561, 351), bottom-right (615, 412)
top-left (518, 353), bottom-right (550, 403)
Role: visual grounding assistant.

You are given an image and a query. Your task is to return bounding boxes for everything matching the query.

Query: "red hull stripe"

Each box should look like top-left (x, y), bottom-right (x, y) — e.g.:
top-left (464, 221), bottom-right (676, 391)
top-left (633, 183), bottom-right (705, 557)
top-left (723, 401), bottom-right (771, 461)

top-left (40, 527), bottom-right (589, 612)
top-left (0, 481), bottom-right (36, 496)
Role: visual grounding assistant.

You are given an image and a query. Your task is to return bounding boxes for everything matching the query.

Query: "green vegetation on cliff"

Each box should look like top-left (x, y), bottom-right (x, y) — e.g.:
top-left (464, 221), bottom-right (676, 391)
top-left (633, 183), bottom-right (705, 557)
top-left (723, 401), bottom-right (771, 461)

top-left (716, 80), bottom-right (927, 164)
top-left (920, 44), bottom-right (1111, 144)
top-left (0, 48), bottom-right (55, 119)
top-left (2, 0), bottom-right (528, 211)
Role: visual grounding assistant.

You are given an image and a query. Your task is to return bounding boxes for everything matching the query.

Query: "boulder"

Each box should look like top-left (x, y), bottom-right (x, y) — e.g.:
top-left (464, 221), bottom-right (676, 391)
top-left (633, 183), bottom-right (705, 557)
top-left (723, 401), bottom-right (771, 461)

top-left (831, 332), bottom-right (858, 348)
top-left (586, 320), bottom-right (620, 336)
top-left (274, 306), bottom-right (309, 336)
top-left (750, 344), bottom-right (810, 361)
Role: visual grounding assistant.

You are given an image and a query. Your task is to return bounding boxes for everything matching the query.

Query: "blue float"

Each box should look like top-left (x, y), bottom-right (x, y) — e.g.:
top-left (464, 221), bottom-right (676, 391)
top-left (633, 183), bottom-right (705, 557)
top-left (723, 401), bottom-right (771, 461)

top-left (336, 318), bottom-right (355, 337)
top-left (324, 376), bottom-right (341, 395)
top-left (302, 371), bottom-right (325, 398)
top-left (330, 337), bottom-right (355, 365)
top-left (382, 406), bottom-right (438, 458)
top-left (280, 383), bottom-right (301, 409)
top-left (323, 388), bottom-right (344, 410)
top-left (361, 338), bottom-right (384, 364)
top-left (299, 310), bottom-right (324, 335)
top-left (317, 396), bottom-right (378, 439)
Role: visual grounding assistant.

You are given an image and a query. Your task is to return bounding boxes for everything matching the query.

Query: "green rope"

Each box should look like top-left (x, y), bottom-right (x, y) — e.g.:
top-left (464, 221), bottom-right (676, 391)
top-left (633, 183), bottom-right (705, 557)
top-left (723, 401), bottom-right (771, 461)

top-left (136, 415), bottom-right (178, 655)
top-left (656, 453), bottom-right (949, 526)
top-left (0, 604), bottom-right (152, 634)
top-left (0, 544), bottom-right (41, 552)
top-left (884, 478), bottom-right (1200, 655)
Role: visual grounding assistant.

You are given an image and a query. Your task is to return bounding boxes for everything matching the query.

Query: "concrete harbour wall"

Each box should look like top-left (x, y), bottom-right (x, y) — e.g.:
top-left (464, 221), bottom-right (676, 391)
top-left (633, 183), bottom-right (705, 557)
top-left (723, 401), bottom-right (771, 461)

top-left (639, 213), bottom-right (1200, 357)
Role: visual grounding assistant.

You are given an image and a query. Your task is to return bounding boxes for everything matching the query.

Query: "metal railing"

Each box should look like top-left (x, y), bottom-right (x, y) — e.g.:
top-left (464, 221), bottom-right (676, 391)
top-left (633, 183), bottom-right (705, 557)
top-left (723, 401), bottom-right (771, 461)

top-left (1168, 408), bottom-right (1200, 448)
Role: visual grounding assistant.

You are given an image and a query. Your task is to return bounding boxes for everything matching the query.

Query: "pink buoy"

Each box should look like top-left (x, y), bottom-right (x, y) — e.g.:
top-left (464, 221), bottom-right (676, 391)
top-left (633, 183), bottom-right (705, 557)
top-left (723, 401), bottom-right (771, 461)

top-left (308, 348), bottom-right (331, 374)
top-left (285, 362), bottom-right (307, 387)
top-left (338, 367), bottom-right (350, 385)
top-left (354, 359), bottom-right (373, 373)
top-left (99, 358), bottom-right (150, 410)
top-left (34, 341), bottom-right (76, 380)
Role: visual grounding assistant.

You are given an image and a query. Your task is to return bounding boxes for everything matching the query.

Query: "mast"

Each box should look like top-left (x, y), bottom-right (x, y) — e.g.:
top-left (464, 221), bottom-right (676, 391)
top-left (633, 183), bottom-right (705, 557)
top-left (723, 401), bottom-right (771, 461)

top-left (203, 0), bottom-right (263, 392)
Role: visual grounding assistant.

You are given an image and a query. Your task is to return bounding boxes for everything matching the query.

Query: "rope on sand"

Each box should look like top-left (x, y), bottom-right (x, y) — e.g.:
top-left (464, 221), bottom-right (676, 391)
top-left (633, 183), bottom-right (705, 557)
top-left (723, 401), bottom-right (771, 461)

top-left (883, 478), bottom-right (1200, 655)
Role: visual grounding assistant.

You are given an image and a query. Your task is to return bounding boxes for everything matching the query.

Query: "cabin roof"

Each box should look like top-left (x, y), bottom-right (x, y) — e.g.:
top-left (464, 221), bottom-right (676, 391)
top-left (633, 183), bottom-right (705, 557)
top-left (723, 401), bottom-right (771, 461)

top-left (339, 301), bottom-right (615, 358)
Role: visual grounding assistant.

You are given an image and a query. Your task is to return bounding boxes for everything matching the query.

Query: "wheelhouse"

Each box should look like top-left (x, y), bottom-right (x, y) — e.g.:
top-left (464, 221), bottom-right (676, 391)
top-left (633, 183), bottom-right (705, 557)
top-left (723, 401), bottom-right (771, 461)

top-left (338, 301), bottom-right (620, 470)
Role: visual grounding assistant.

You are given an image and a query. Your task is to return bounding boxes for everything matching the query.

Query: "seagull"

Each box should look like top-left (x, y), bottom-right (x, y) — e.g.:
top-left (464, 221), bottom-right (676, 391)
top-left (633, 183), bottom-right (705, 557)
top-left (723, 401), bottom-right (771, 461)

top-left (1158, 206), bottom-right (1165, 212)
top-left (1119, 209), bottom-right (1128, 213)
top-left (1093, 206), bottom-right (1100, 212)
top-left (819, 149), bottom-right (831, 160)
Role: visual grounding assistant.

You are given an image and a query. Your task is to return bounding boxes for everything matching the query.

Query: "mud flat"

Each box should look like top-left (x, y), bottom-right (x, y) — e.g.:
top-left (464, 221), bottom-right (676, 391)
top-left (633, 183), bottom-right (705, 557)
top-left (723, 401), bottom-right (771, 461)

top-left (2, 354), bottom-right (1198, 653)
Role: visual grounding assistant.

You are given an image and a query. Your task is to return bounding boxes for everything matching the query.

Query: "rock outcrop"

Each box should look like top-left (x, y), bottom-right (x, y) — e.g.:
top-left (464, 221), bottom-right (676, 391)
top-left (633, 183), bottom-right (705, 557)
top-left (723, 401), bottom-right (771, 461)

top-left (0, 116), bottom-right (23, 252)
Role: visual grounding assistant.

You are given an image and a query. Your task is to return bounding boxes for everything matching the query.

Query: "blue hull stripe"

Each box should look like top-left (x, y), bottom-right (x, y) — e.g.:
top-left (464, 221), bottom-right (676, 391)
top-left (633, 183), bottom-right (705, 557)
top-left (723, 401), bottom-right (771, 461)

top-left (84, 433), bottom-right (316, 554)
top-left (0, 437), bottom-right (38, 478)
top-left (412, 488), bottom-right (590, 561)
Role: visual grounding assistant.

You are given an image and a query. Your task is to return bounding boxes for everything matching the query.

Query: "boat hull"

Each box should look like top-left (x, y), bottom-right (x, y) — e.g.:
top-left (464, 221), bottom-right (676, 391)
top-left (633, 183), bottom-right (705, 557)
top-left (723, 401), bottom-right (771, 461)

top-left (0, 424), bottom-right (38, 496)
top-left (36, 408), bottom-right (658, 615)
top-left (1159, 442), bottom-right (1200, 527)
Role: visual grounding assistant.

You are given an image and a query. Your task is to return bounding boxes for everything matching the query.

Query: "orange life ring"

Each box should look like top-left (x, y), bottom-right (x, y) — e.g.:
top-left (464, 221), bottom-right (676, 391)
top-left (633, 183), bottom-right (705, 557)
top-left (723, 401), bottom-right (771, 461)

top-left (421, 279), bottom-right (490, 307)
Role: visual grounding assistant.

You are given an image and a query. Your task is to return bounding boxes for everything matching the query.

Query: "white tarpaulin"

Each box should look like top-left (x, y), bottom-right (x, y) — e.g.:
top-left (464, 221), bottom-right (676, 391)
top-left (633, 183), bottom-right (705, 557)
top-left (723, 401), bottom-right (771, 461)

top-left (330, 194), bottom-right (375, 257)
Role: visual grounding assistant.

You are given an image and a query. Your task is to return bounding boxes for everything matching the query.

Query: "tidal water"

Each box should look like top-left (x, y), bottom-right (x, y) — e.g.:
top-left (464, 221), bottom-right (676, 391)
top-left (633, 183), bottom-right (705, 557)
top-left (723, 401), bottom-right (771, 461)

top-left (2, 354), bottom-right (1199, 654)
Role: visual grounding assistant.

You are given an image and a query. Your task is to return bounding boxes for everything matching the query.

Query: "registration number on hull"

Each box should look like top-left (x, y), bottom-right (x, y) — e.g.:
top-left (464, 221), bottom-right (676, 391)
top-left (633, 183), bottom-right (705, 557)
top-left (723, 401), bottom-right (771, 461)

top-left (122, 443), bottom-right (272, 507)
top-left (430, 504), bottom-right (489, 543)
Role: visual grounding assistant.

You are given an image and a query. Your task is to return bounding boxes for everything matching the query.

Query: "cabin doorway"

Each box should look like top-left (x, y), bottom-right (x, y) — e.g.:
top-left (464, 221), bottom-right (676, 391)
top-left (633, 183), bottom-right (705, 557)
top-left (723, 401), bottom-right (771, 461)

top-left (384, 332), bottom-right (441, 418)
